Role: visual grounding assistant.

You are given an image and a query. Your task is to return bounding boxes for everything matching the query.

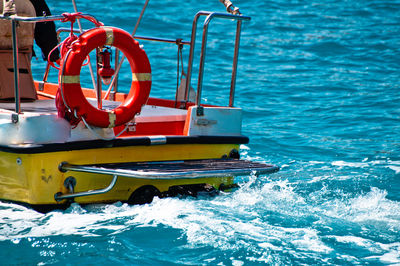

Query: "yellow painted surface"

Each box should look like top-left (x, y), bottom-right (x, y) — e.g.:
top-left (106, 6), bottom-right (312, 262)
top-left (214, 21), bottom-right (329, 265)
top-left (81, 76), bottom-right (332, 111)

top-left (0, 143), bottom-right (237, 205)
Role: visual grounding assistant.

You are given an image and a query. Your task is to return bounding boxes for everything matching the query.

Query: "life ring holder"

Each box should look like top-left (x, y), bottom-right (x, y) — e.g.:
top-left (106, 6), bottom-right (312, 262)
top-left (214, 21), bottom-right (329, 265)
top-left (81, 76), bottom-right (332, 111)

top-left (59, 26), bottom-right (152, 128)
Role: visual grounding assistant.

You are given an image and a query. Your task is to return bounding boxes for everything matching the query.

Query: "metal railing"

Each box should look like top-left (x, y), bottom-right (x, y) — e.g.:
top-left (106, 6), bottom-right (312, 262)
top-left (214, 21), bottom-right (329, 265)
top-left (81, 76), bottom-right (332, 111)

top-left (0, 9), bottom-right (250, 118)
top-left (53, 11), bottom-right (250, 111)
top-left (185, 11), bottom-right (251, 110)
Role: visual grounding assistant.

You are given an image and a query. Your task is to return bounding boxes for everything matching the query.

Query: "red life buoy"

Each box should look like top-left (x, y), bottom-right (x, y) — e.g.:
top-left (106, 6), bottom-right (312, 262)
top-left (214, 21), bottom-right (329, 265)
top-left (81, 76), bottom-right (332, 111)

top-left (59, 26), bottom-right (151, 128)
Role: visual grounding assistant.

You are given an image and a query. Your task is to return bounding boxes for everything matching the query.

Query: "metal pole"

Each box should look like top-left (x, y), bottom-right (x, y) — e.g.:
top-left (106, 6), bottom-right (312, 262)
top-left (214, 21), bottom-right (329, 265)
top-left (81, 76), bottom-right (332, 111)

top-left (185, 11), bottom-right (210, 104)
top-left (72, 0), bottom-right (98, 94)
top-left (109, 49), bottom-right (119, 101)
top-left (105, 0), bottom-right (150, 97)
top-left (195, 20), bottom-right (210, 107)
top-left (96, 48), bottom-right (102, 109)
top-left (229, 19), bottom-right (242, 107)
top-left (11, 20), bottom-right (20, 114)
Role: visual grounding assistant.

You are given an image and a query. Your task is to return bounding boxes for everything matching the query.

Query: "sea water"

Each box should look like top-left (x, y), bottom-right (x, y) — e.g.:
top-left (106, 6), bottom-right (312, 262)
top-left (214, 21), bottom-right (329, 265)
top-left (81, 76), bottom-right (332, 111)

top-left (1, 0), bottom-right (399, 264)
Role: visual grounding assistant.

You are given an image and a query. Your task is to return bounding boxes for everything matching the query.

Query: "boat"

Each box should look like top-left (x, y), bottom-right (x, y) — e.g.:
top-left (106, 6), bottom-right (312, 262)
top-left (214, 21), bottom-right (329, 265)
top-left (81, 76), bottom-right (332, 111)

top-left (0, 0), bottom-right (278, 212)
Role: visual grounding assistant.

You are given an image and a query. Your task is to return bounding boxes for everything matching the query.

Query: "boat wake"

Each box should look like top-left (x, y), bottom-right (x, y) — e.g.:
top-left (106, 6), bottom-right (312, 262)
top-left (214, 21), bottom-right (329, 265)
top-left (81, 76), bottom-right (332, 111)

top-left (1, 164), bottom-right (399, 264)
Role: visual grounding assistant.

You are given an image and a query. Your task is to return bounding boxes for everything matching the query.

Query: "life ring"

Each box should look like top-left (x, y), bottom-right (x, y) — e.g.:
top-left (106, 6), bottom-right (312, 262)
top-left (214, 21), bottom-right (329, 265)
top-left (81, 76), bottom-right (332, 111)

top-left (59, 26), bottom-right (151, 128)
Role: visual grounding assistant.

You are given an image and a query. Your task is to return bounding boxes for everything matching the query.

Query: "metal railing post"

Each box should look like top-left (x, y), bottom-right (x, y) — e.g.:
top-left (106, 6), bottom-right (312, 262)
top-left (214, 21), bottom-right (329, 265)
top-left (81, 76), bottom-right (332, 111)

top-left (229, 19), bottom-right (242, 107)
top-left (11, 20), bottom-right (20, 114)
top-left (185, 11), bottom-right (211, 105)
top-left (72, 0), bottom-right (98, 93)
top-left (110, 49), bottom-right (119, 101)
top-left (96, 48), bottom-right (102, 109)
top-left (195, 15), bottom-right (212, 107)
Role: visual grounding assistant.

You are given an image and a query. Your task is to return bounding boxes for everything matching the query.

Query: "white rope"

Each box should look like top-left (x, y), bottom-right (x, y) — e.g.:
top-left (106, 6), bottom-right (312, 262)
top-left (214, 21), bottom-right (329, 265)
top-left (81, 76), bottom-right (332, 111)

top-left (81, 115), bottom-right (129, 141)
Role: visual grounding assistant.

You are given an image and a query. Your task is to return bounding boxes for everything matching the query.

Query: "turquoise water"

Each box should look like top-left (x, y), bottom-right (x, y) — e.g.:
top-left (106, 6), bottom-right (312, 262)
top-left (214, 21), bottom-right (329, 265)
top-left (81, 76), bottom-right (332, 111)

top-left (1, 0), bottom-right (400, 264)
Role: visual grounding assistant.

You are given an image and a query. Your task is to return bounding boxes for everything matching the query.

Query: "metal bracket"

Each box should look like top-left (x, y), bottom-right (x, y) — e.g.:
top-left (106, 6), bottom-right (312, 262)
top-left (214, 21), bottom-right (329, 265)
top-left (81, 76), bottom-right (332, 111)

top-left (179, 100), bottom-right (187, 109)
top-left (109, 91), bottom-right (116, 101)
top-left (11, 113), bottom-right (19, 123)
top-left (38, 81), bottom-right (45, 91)
top-left (149, 135), bottom-right (167, 145)
top-left (126, 121), bottom-right (136, 132)
top-left (195, 118), bottom-right (217, 126)
top-left (64, 176), bottom-right (77, 192)
top-left (58, 161), bottom-right (68, 173)
top-left (196, 106), bottom-right (204, 116)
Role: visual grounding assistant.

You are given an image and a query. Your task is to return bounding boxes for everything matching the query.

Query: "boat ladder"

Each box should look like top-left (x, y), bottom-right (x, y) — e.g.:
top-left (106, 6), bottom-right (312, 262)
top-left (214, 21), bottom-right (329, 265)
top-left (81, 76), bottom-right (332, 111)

top-left (55, 159), bottom-right (279, 201)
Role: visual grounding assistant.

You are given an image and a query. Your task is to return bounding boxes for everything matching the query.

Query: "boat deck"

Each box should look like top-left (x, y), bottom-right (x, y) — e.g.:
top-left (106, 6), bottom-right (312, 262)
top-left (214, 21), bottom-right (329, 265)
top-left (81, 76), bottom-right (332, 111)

top-left (0, 99), bottom-right (189, 139)
top-left (0, 99), bottom-right (58, 113)
top-left (0, 99), bottom-right (187, 121)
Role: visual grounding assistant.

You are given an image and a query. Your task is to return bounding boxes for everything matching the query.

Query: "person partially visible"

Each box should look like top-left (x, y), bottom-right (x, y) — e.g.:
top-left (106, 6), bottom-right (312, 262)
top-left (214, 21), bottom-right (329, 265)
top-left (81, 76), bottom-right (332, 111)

top-left (0, 0), bottom-right (37, 100)
top-left (29, 0), bottom-right (60, 62)
top-left (0, 0), bottom-right (60, 101)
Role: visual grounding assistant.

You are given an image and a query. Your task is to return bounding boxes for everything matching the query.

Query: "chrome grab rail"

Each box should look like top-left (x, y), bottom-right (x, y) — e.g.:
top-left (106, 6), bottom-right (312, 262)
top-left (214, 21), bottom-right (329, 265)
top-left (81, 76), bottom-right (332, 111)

top-left (0, 14), bottom-right (69, 23)
top-left (56, 28), bottom-right (191, 46)
top-left (55, 175), bottom-right (118, 201)
top-left (185, 12), bottom-right (251, 107)
top-left (185, 12), bottom-right (251, 109)
top-left (134, 35), bottom-right (190, 45)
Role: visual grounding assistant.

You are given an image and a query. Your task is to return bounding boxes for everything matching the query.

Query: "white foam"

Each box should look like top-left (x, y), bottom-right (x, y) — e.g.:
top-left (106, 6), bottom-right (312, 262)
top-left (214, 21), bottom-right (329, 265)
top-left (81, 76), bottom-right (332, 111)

top-left (325, 187), bottom-right (400, 226)
top-left (0, 173), bottom-right (398, 264)
top-left (333, 235), bottom-right (371, 247)
top-left (387, 165), bottom-right (400, 174)
top-left (331, 159), bottom-right (400, 175)
top-left (281, 227), bottom-right (333, 253)
top-left (332, 160), bottom-right (369, 168)
top-left (258, 242), bottom-right (282, 251)
top-left (231, 259), bottom-right (244, 266)
top-left (364, 243), bottom-right (400, 264)
top-left (379, 248), bottom-right (400, 264)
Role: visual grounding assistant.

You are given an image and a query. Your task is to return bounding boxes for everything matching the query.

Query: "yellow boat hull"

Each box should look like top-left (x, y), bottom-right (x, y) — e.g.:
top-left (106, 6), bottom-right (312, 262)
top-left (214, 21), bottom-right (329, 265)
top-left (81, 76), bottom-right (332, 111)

top-left (0, 143), bottom-right (237, 207)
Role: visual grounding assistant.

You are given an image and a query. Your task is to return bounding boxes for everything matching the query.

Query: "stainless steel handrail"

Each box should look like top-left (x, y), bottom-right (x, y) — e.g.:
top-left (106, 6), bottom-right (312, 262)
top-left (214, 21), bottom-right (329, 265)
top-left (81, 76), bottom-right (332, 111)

top-left (0, 13), bottom-right (99, 23)
top-left (134, 35), bottom-right (190, 45)
top-left (55, 174), bottom-right (118, 201)
top-left (56, 29), bottom-right (191, 48)
top-left (185, 12), bottom-right (250, 109)
top-left (185, 11), bottom-right (210, 105)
